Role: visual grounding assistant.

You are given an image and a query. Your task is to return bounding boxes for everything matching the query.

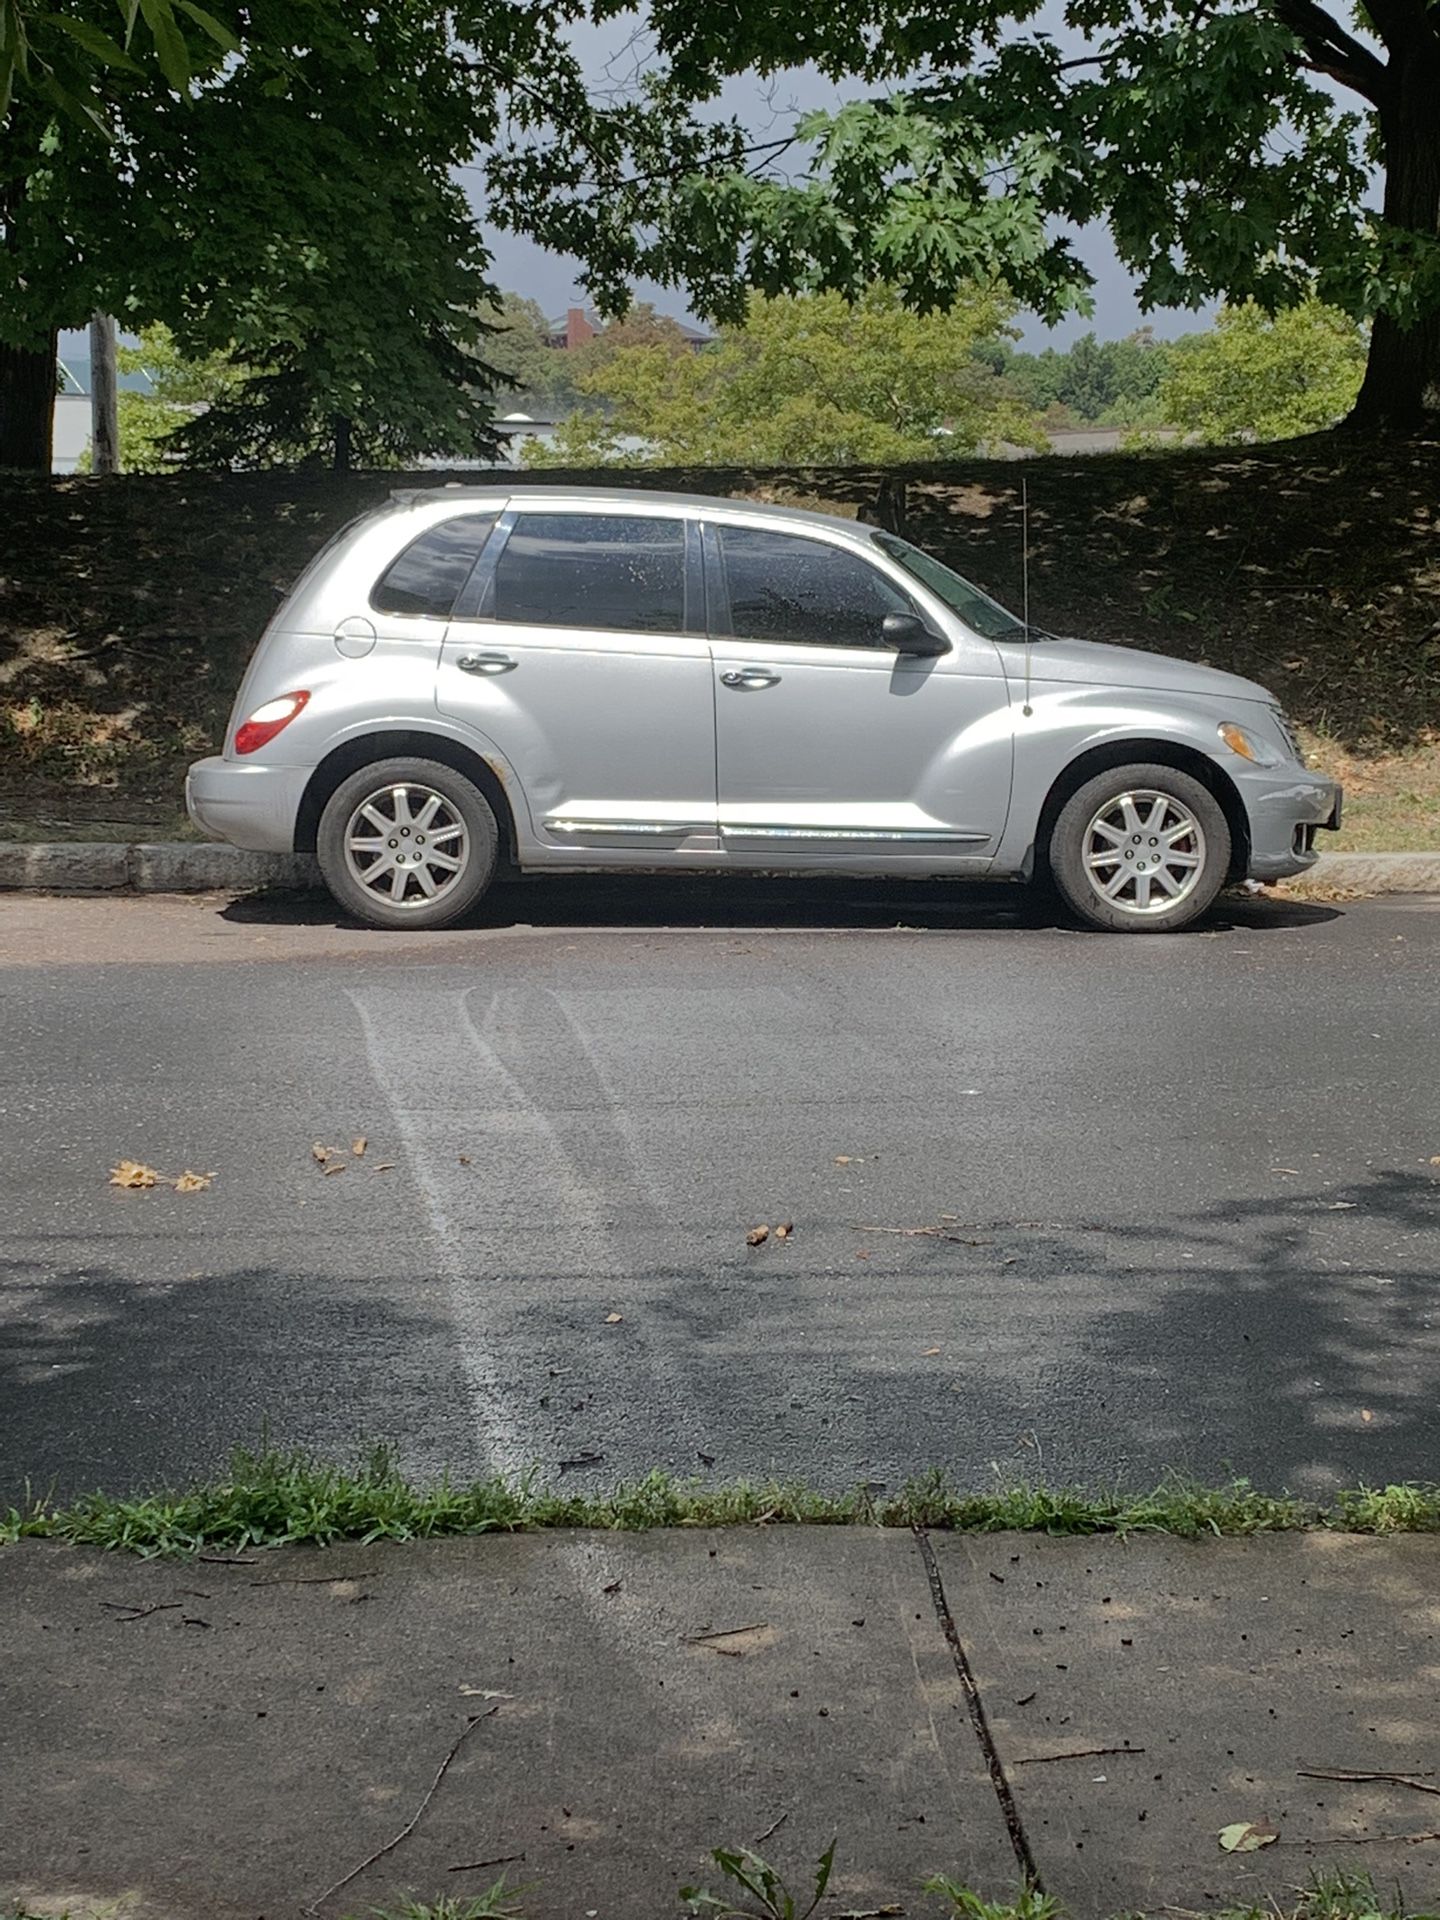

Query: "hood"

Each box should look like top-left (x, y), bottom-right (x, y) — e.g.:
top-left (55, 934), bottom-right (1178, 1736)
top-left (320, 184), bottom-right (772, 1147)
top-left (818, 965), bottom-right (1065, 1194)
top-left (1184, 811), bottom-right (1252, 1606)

top-left (996, 634), bottom-right (1274, 706)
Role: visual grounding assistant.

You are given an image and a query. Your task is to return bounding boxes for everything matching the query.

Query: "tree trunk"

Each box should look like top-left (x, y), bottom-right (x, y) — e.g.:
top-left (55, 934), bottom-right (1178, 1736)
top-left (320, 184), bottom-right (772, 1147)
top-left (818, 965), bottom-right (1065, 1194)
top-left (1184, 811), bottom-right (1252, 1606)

top-left (333, 413), bottom-right (352, 473)
top-left (1346, 34), bottom-right (1440, 430)
top-left (89, 313), bottom-right (121, 475)
top-left (0, 332), bottom-right (58, 471)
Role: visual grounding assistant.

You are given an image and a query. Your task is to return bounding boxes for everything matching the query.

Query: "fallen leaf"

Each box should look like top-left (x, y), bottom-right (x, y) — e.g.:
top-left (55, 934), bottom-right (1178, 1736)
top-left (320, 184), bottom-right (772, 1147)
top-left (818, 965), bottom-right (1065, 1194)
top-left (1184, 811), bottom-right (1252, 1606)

top-left (458, 1686), bottom-right (513, 1700)
top-left (459, 1155), bottom-right (472, 1166)
top-left (373, 1162), bottom-right (396, 1173)
top-left (834, 1155), bottom-right (853, 1165)
top-left (922, 1346), bottom-right (941, 1356)
top-left (774, 1222), bottom-right (793, 1240)
top-left (604, 1312), bottom-right (623, 1324)
top-left (311, 1143), bottom-right (331, 1165)
top-left (1219, 1821), bottom-right (1279, 1853)
top-left (602, 1579), bottom-right (622, 1595)
top-left (323, 1162), bottom-right (346, 1177)
top-left (109, 1160), bottom-right (159, 1189)
top-left (1326, 1201), bottom-right (1357, 1210)
top-left (747, 1225), bottom-right (770, 1246)
top-left (352, 1137), bottom-right (367, 1158)
top-left (1430, 1156), bottom-right (1440, 1166)
top-left (1361, 1409), bottom-right (1374, 1423)
top-left (173, 1171), bottom-right (214, 1193)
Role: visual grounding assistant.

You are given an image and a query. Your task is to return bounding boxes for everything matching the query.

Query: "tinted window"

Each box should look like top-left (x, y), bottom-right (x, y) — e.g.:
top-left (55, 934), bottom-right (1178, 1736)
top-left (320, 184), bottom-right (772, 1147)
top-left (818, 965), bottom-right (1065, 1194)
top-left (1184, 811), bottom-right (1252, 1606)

top-left (718, 526), bottom-right (914, 647)
top-left (871, 532), bottom-right (1025, 641)
top-left (490, 514), bottom-right (686, 633)
top-left (371, 513), bottom-right (497, 619)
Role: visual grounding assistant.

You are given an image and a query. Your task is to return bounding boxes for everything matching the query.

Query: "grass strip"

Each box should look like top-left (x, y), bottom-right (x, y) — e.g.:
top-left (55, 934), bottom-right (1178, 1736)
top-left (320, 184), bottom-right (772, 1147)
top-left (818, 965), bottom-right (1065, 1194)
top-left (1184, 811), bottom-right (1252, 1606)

top-left (4, 1448), bottom-right (1440, 1558)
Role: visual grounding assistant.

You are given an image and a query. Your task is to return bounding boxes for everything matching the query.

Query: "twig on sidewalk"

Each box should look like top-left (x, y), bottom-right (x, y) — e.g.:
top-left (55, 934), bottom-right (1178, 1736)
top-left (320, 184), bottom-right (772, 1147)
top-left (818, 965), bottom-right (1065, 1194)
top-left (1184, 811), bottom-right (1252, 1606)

top-left (100, 1600), bottom-right (181, 1621)
top-left (755, 1810), bottom-right (788, 1844)
top-left (684, 1622), bottom-right (768, 1644)
top-left (1015, 1745), bottom-right (1145, 1766)
top-left (448, 1851), bottom-right (525, 1874)
top-left (300, 1707), bottom-right (499, 1914)
top-left (1299, 1768), bottom-right (1440, 1798)
top-left (197, 1554), bottom-right (257, 1565)
top-left (1334, 1828), bottom-right (1440, 1845)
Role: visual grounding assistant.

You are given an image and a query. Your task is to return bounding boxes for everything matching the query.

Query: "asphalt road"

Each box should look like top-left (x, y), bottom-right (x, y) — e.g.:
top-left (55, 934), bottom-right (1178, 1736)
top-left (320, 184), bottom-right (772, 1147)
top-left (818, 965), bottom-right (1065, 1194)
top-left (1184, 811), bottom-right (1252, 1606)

top-left (2, 878), bottom-right (1438, 1501)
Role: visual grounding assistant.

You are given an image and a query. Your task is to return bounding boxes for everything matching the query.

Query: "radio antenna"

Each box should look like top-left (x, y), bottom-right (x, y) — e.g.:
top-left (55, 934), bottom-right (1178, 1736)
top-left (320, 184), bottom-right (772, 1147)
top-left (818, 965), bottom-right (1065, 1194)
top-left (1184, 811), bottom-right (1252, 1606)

top-left (1021, 474), bottom-right (1034, 718)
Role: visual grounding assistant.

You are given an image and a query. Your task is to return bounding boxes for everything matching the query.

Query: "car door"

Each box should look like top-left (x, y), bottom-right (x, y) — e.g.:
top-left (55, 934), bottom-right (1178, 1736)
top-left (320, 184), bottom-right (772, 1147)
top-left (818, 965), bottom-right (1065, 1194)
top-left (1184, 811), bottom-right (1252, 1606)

top-left (706, 520), bottom-right (1013, 864)
top-left (438, 507), bottom-right (717, 855)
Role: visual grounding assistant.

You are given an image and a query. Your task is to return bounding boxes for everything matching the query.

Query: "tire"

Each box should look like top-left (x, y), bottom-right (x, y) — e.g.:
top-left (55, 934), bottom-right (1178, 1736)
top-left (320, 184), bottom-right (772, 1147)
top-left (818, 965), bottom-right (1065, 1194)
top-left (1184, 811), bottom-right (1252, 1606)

top-left (1047, 762), bottom-right (1231, 934)
top-left (316, 756), bottom-right (499, 930)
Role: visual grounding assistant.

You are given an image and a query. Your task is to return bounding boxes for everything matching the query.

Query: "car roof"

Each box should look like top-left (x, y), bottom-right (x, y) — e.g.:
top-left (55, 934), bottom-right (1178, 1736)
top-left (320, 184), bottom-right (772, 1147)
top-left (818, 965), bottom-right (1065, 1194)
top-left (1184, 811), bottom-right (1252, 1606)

top-left (388, 485), bottom-right (871, 538)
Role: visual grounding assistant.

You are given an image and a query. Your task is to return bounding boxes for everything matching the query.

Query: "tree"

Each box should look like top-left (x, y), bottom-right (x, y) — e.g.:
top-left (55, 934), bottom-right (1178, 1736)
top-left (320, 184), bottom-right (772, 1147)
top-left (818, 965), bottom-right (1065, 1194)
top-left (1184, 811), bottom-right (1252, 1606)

top-left (70, 322), bottom-right (242, 471)
top-left (526, 285), bottom-right (1044, 466)
top-left (1156, 299), bottom-right (1367, 443)
top-left (621, 0), bottom-right (1439, 429)
top-left (1, 3), bottom-right (752, 470)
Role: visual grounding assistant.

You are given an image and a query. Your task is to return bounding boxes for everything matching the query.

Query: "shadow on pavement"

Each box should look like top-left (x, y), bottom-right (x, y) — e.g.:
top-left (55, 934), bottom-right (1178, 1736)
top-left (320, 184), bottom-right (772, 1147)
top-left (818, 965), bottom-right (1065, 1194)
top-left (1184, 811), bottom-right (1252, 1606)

top-left (219, 873), bottom-right (1343, 937)
top-left (3, 1169), bottom-right (1434, 1504)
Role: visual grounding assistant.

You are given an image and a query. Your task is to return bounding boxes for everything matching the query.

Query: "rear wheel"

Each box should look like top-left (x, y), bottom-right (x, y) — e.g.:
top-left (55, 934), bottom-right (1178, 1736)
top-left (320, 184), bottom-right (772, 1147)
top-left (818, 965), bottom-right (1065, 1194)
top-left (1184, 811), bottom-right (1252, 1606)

top-left (316, 757), bottom-right (499, 930)
top-left (1047, 763), bottom-right (1230, 933)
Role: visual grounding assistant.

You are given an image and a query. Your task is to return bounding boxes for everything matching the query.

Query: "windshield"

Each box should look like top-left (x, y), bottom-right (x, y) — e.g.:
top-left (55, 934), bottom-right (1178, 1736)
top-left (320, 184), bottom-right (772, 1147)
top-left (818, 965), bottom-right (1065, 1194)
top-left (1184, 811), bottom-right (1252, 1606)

top-left (871, 532), bottom-right (1028, 642)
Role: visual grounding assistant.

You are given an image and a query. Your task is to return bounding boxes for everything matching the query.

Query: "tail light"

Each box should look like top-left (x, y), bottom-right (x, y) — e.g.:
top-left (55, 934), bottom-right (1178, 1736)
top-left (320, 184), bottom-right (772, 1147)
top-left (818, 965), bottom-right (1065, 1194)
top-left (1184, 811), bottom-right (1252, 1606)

top-left (234, 690), bottom-right (310, 756)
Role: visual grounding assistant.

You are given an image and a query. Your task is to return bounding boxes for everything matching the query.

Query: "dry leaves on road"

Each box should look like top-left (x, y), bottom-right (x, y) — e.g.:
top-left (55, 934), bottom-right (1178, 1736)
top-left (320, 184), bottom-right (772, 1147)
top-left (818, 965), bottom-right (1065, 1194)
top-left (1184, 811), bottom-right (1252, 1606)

top-left (747, 1225), bottom-right (770, 1246)
top-left (774, 1221), bottom-right (793, 1240)
top-left (352, 1137), bottom-right (367, 1157)
top-left (1218, 1821), bottom-right (1279, 1853)
top-left (604, 1312), bottom-right (623, 1324)
top-left (110, 1160), bottom-right (214, 1193)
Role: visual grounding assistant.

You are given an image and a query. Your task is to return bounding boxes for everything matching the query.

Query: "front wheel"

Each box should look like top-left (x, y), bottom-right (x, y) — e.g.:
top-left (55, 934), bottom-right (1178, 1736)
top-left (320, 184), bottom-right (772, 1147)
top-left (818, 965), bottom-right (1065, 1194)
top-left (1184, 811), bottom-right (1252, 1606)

top-left (1047, 763), bottom-right (1231, 933)
top-left (316, 757), bottom-right (499, 929)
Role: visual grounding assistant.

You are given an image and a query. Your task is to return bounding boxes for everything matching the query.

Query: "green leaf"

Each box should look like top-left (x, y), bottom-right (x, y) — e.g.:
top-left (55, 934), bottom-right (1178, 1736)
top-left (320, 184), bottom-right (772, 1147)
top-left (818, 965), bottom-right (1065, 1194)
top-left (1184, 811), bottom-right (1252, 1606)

top-left (174, 0), bottom-right (239, 55)
top-left (53, 16), bottom-right (144, 73)
top-left (137, 0), bottom-right (189, 90)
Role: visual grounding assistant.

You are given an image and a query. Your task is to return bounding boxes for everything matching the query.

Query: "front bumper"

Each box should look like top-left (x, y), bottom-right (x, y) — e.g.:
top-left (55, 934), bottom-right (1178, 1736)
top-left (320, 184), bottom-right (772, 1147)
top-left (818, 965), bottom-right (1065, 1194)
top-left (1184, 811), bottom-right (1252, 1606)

top-left (1236, 764), bottom-right (1343, 880)
top-left (186, 756), bottom-right (310, 854)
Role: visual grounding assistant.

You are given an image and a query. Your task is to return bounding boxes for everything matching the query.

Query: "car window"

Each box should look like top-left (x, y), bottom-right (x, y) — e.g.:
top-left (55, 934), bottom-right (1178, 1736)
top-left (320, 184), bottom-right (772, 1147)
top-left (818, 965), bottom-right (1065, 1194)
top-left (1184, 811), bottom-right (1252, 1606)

top-left (717, 525), bottom-right (916, 648)
top-left (371, 513), bottom-right (499, 619)
top-left (489, 513), bottom-right (687, 634)
top-left (870, 532), bottom-right (1026, 641)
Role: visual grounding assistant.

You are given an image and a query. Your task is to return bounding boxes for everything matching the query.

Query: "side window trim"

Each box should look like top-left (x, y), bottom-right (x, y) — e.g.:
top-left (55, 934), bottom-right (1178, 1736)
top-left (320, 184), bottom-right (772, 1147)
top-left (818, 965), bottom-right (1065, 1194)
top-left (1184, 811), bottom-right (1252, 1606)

top-left (704, 519), bottom-right (920, 650)
top-left (453, 506), bottom-right (518, 621)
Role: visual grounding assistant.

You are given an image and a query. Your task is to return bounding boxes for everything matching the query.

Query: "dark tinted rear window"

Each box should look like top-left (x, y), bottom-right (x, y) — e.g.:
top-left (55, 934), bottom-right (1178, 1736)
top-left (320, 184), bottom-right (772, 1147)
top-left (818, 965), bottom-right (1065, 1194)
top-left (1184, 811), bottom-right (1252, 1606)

top-left (371, 513), bottom-right (498, 619)
top-left (489, 513), bottom-right (686, 633)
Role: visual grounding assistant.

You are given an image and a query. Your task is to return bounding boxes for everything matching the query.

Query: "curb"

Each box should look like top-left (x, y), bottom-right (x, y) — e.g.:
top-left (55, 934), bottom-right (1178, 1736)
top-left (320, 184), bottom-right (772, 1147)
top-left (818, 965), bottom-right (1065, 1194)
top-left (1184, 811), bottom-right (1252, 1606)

top-left (0, 843), bottom-right (1438, 897)
top-left (0, 842), bottom-right (320, 893)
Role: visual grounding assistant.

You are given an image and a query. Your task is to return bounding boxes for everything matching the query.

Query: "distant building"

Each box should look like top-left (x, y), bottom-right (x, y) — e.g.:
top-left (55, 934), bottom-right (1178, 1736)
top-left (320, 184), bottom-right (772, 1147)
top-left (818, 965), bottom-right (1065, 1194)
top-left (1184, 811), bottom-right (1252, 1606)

top-left (542, 305), bottom-right (712, 352)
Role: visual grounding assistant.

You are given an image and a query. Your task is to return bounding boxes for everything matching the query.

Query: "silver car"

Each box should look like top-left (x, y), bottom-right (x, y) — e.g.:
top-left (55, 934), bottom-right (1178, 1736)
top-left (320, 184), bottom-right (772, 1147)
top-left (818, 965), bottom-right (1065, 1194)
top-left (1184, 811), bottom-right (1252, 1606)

top-left (187, 486), bottom-right (1341, 934)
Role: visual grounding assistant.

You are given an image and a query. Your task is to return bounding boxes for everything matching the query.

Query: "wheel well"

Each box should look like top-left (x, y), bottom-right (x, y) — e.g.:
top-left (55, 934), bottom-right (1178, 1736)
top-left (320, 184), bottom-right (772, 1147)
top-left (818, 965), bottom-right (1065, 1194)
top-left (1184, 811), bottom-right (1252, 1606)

top-left (1032, 739), bottom-right (1250, 883)
top-left (294, 731), bottom-right (519, 862)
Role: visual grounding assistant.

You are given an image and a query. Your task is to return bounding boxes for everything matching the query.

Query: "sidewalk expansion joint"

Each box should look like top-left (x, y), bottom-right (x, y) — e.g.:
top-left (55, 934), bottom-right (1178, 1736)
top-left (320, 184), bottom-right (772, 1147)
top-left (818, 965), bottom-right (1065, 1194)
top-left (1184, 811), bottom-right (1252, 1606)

top-left (912, 1525), bottom-right (1044, 1894)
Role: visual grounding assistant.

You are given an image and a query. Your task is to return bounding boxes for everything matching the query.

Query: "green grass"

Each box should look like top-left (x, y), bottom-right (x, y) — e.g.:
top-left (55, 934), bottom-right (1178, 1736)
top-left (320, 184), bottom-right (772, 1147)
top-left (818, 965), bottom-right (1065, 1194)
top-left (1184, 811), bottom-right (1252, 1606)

top-left (355, 1866), bottom-right (1438, 1920)
top-left (4, 1446), bottom-right (1439, 1558)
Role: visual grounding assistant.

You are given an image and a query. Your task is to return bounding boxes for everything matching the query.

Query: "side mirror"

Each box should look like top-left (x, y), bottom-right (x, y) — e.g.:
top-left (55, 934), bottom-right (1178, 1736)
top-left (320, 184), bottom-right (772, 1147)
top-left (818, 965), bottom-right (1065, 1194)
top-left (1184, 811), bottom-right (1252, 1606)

top-left (882, 612), bottom-right (948, 657)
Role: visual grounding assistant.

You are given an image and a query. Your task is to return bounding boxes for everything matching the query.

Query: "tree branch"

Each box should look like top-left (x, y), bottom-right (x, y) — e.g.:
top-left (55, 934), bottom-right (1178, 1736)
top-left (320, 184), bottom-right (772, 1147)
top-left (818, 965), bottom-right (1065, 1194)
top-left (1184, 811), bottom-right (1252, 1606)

top-left (1268, 0), bottom-right (1396, 107)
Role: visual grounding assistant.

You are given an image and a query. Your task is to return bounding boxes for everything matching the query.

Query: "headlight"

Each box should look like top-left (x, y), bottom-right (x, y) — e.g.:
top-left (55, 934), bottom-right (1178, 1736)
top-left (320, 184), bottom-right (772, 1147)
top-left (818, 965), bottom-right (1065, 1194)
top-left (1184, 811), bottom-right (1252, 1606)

top-left (1217, 721), bottom-right (1283, 767)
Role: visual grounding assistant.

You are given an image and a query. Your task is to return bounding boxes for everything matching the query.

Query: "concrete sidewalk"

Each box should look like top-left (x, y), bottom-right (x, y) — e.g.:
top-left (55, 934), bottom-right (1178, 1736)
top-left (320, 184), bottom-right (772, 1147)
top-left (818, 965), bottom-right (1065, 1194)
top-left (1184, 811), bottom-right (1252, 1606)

top-left (2, 1530), bottom-right (1438, 1920)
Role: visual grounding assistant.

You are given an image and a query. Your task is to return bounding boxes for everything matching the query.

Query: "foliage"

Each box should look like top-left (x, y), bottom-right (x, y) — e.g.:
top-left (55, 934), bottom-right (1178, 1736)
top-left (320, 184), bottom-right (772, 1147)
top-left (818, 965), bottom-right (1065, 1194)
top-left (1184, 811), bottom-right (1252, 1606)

top-left (680, 1841), bottom-right (834, 1920)
top-left (368, 1888), bottom-right (530, 1920)
top-left (74, 323), bottom-right (245, 472)
top-left (1155, 299), bottom-right (1368, 444)
top-left (526, 287), bottom-right (1044, 466)
top-left (922, 1881), bottom-right (1060, 1920)
top-left (989, 329), bottom-right (1180, 428)
top-left (603, 0), bottom-right (1440, 425)
top-left (0, 0), bottom-right (239, 130)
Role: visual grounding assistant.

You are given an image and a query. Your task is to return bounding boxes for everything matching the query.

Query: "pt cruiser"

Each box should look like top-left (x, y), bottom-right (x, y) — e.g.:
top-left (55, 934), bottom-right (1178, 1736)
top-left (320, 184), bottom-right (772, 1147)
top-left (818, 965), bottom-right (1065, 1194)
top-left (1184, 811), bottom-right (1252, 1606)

top-left (187, 487), bottom-right (1341, 933)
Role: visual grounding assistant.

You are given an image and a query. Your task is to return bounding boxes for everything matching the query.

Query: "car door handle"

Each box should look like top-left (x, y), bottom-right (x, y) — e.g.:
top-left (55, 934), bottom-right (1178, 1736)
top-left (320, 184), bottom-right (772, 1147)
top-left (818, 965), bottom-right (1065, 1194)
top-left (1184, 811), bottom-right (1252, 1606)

top-left (457, 652), bottom-right (516, 675)
top-left (720, 667), bottom-right (781, 689)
